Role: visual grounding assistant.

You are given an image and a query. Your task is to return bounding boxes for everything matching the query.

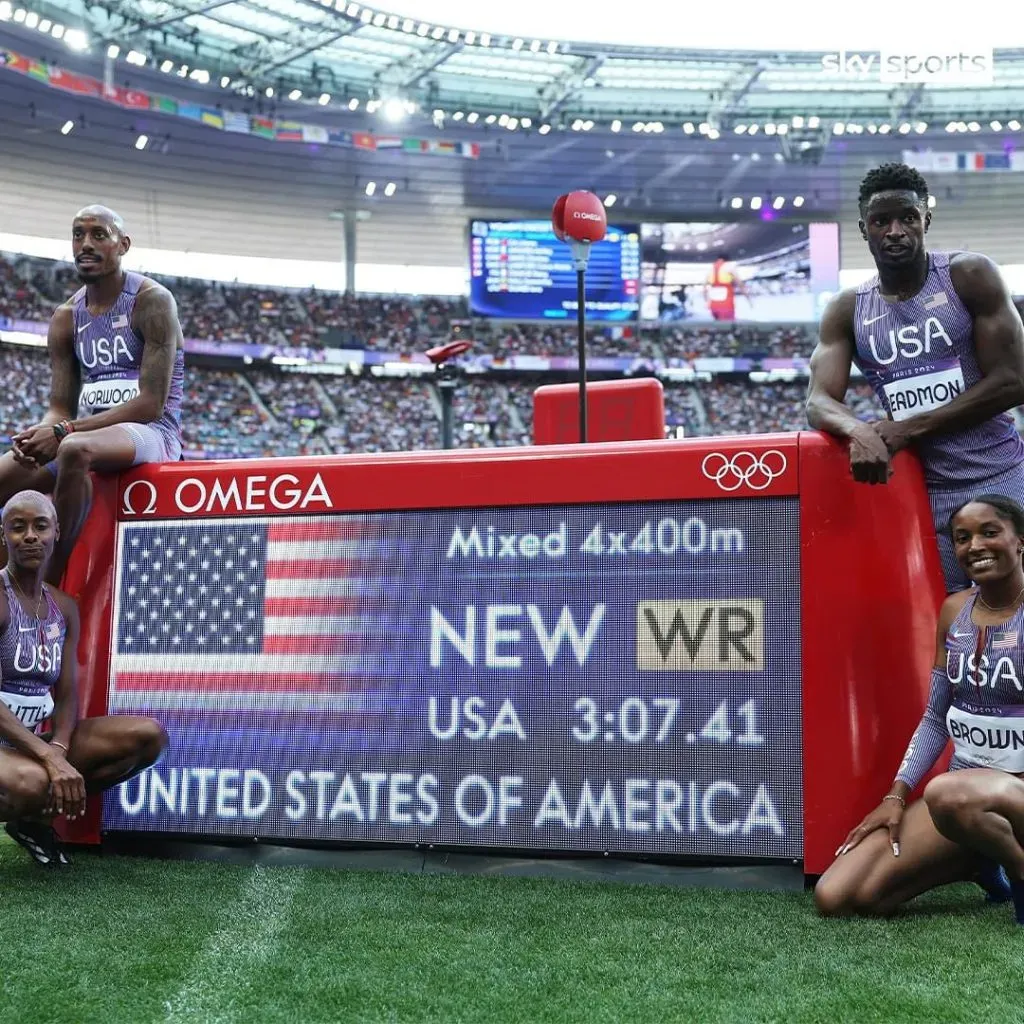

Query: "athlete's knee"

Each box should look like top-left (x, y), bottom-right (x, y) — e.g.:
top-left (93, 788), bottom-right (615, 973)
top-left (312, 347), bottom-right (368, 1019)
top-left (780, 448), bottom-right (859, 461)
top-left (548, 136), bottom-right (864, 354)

top-left (55, 434), bottom-right (93, 473)
top-left (813, 875), bottom-right (856, 917)
top-left (0, 760), bottom-right (49, 812)
top-left (134, 718), bottom-right (169, 765)
top-left (923, 774), bottom-right (972, 824)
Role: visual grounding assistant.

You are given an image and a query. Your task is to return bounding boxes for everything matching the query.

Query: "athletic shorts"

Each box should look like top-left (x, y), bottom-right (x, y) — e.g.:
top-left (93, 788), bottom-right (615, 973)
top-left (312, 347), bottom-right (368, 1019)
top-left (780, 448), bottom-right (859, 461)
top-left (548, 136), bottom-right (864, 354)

top-left (43, 423), bottom-right (182, 475)
top-left (930, 460), bottom-right (1024, 593)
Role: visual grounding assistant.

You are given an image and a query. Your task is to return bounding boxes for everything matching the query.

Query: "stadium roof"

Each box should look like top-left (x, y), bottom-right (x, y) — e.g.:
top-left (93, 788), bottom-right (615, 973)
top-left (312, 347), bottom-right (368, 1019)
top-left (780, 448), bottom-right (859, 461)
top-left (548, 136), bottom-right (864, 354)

top-left (7, 0), bottom-right (1024, 130)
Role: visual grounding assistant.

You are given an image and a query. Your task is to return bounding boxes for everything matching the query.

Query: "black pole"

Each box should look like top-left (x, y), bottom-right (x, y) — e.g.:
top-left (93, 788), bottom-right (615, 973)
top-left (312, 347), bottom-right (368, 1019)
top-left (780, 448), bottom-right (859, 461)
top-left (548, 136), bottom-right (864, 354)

top-left (577, 267), bottom-right (587, 443)
top-left (439, 380), bottom-right (455, 450)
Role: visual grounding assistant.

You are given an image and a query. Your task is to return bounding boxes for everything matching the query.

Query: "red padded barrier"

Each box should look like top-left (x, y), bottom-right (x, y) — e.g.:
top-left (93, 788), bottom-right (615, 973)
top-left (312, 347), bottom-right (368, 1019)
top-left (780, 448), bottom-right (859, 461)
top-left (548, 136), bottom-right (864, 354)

top-left (533, 379), bottom-right (666, 445)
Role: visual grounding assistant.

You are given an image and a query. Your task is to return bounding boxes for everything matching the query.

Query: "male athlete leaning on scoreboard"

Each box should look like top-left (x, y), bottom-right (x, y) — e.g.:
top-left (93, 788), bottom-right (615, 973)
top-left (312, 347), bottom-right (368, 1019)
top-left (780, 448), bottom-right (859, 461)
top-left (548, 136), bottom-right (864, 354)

top-left (0, 490), bottom-right (166, 867)
top-left (815, 494), bottom-right (1024, 922)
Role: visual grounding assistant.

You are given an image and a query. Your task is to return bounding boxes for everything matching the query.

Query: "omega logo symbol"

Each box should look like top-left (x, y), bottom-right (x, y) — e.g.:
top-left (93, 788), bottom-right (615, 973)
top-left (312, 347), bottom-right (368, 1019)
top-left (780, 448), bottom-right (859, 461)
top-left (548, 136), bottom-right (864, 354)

top-left (121, 480), bottom-right (158, 516)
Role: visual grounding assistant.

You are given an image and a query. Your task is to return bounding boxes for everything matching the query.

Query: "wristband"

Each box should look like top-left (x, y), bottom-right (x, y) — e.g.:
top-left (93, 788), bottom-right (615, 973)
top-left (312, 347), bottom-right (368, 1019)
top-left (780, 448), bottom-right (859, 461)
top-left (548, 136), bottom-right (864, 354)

top-left (883, 794), bottom-right (906, 807)
top-left (52, 420), bottom-right (75, 441)
top-left (51, 740), bottom-right (69, 754)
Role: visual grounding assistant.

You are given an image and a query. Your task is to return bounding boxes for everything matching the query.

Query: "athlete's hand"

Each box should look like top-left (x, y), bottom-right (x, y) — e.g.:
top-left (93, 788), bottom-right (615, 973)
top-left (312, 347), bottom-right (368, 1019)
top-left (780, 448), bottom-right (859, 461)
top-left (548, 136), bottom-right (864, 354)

top-left (836, 799), bottom-right (905, 859)
top-left (41, 750), bottom-right (86, 820)
top-left (871, 419), bottom-right (913, 456)
top-left (12, 424), bottom-right (59, 467)
top-left (848, 423), bottom-right (892, 484)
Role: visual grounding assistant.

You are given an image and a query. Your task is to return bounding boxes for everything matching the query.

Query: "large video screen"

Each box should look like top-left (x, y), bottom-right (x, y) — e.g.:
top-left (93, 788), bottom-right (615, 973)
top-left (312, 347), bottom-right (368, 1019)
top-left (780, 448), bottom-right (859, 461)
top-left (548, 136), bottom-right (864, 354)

top-left (469, 219), bottom-right (640, 322)
top-left (640, 221), bottom-right (840, 323)
top-left (105, 501), bottom-right (802, 859)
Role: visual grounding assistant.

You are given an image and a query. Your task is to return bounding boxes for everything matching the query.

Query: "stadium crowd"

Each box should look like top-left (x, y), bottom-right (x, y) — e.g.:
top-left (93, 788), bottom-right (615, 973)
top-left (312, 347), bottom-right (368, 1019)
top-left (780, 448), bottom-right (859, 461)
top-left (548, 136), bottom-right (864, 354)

top-left (7, 249), bottom-right (1024, 459)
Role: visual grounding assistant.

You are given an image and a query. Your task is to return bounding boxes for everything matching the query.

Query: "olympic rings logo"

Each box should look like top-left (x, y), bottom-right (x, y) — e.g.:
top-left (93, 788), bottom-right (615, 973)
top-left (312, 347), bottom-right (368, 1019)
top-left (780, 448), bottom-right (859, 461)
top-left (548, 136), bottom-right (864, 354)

top-left (700, 450), bottom-right (789, 492)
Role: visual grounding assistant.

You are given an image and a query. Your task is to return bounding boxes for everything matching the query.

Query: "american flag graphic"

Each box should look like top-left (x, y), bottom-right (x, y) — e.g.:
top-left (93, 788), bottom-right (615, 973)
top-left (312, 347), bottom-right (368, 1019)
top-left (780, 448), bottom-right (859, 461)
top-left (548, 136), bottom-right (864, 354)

top-left (923, 292), bottom-right (949, 310)
top-left (992, 631), bottom-right (1019, 649)
top-left (109, 517), bottom-right (384, 713)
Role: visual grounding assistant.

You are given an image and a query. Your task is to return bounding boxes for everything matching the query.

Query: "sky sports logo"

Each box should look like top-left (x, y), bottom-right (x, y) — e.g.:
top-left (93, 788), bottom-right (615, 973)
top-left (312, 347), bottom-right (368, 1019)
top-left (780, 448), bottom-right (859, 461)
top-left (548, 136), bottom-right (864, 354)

top-left (821, 49), bottom-right (994, 85)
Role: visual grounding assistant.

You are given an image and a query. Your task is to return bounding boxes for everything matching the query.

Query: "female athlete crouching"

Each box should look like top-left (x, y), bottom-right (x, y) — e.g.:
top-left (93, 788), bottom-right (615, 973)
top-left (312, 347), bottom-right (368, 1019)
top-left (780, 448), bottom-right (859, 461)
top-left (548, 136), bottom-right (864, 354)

top-left (0, 489), bottom-right (166, 865)
top-left (816, 494), bottom-right (1024, 920)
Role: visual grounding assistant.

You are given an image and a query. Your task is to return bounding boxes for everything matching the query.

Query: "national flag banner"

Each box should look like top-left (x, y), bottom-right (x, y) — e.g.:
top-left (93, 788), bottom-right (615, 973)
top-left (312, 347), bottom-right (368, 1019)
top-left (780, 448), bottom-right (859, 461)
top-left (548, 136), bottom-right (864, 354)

top-left (984, 152), bottom-right (1011, 170)
top-left (105, 85), bottom-right (151, 109)
top-left (178, 102), bottom-right (203, 122)
top-left (49, 67), bottom-right (101, 97)
top-left (429, 141), bottom-right (456, 156)
top-left (328, 129), bottom-right (353, 147)
top-left (201, 108), bottom-right (224, 129)
top-left (352, 132), bottom-right (376, 150)
top-left (460, 141), bottom-right (480, 159)
top-left (403, 138), bottom-right (428, 153)
top-left (375, 136), bottom-right (403, 149)
top-left (2, 50), bottom-right (31, 73)
top-left (109, 517), bottom-right (384, 712)
top-left (27, 60), bottom-right (49, 83)
top-left (251, 116), bottom-right (275, 139)
top-left (150, 95), bottom-right (178, 115)
top-left (301, 125), bottom-right (329, 143)
top-left (275, 121), bottom-right (304, 142)
top-left (931, 152), bottom-right (958, 172)
top-left (223, 111), bottom-right (250, 134)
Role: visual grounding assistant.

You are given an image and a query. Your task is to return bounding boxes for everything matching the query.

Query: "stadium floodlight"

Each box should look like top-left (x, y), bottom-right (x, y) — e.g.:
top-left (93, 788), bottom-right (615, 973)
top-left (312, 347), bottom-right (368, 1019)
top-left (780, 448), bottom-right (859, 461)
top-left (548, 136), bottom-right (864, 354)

top-left (750, 197), bottom-right (762, 210)
top-left (465, 30), bottom-right (475, 44)
top-left (13, 7), bottom-right (24, 21)
top-left (453, 111), bottom-right (464, 120)
top-left (734, 125), bottom-right (747, 134)
top-left (217, 74), bottom-right (230, 86)
top-left (773, 196), bottom-right (785, 210)
top-left (486, 114), bottom-right (497, 124)
top-left (945, 121), bottom-right (958, 132)
top-left (991, 120), bottom-right (1003, 131)
top-left (512, 38), bottom-right (524, 50)
top-left (403, 18), bottom-right (414, 31)
top-left (347, 2), bottom-right (359, 15)
top-left (160, 59), bottom-right (173, 73)
top-left (747, 124), bottom-right (759, 135)
top-left (387, 14), bottom-right (398, 28)
top-left (384, 182), bottom-right (397, 197)
top-left (793, 195), bottom-right (804, 207)
top-left (106, 43), bottom-right (119, 59)
top-left (707, 128), bottom-right (720, 139)
top-left (23, 9), bottom-right (36, 26)
top-left (289, 89), bottom-right (302, 100)
top-left (610, 119), bottom-right (621, 132)
top-left (651, 121), bottom-right (663, 133)
top-left (177, 65), bottom-right (189, 77)
top-left (530, 39), bottom-right (541, 52)
top-left (776, 123), bottom-right (788, 135)
top-left (64, 27), bottom-right (88, 50)
top-left (878, 123), bottom-right (891, 133)
top-left (1009, 120), bottom-right (1022, 131)
top-left (968, 121), bottom-right (981, 131)
top-left (538, 123), bottom-right (550, 134)
top-left (61, 119), bottom-right (74, 135)
top-left (498, 113), bottom-right (510, 127)
top-left (382, 97), bottom-right (407, 123)
top-left (0, 2), bottom-right (11, 20)
top-left (898, 122), bottom-right (911, 134)
top-left (50, 21), bottom-right (63, 37)
top-left (631, 121), bottom-right (643, 132)
top-left (547, 40), bottom-right (558, 53)
top-left (582, 120), bottom-right (592, 131)
top-left (191, 69), bottom-right (210, 84)
top-left (372, 12), bottom-right (385, 26)
top-left (126, 50), bottom-right (146, 66)
top-left (467, 112), bottom-right (479, 124)
top-left (604, 194), bottom-right (617, 207)
top-left (365, 181), bottom-right (376, 196)
top-left (38, 17), bottom-right (51, 32)
top-left (522, 117), bottom-right (533, 128)
top-left (832, 122), bottom-right (845, 135)
top-left (507, 117), bottom-right (519, 130)
top-left (265, 86), bottom-right (275, 98)
top-left (928, 195), bottom-right (937, 208)
top-left (915, 122), bottom-right (927, 133)
top-left (682, 122), bottom-right (695, 134)
top-left (764, 123), bottom-right (777, 136)
top-left (791, 115), bottom-right (804, 128)
top-left (730, 197), bottom-right (743, 209)
top-left (480, 33), bottom-right (491, 46)
top-left (808, 115), bottom-right (820, 128)
top-left (135, 134), bottom-right (149, 150)
top-left (431, 25), bottom-right (444, 38)
top-left (346, 96), bottom-right (358, 109)
top-left (416, 22), bottom-right (428, 35)
top-left (448, 28), bottom-right (459, 42)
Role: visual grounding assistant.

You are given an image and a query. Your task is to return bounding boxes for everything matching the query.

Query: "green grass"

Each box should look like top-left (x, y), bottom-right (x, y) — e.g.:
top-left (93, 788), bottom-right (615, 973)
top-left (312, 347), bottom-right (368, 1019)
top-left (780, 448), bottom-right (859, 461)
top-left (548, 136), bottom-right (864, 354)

top-left (0, 837), bottom-right (1020, 1024)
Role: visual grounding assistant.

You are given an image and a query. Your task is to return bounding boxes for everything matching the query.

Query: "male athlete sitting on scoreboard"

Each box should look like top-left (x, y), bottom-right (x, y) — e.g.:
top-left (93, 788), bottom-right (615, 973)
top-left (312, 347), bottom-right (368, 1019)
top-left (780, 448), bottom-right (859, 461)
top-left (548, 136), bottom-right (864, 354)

top-left (815, 494), bottom-right (1024, 920)
top-left (0, 490), bottom-right (166, 866)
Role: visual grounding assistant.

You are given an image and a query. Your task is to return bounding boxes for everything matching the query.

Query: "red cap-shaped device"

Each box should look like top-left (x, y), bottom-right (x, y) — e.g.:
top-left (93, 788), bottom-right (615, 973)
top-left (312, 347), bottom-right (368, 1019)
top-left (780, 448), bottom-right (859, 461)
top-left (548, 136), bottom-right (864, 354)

top-left (552, 190), bottom-right (607, 244)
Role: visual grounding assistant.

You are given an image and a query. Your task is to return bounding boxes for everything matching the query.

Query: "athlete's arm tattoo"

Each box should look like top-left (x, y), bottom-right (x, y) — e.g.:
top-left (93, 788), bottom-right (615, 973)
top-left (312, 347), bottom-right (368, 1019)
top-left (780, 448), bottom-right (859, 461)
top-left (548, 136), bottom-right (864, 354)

top-left (45, 304), bottom-right (81, 424)
top-left (805, 289), bottom-right (862, 437)
top-left (133, 285), bottom-right (183, 420)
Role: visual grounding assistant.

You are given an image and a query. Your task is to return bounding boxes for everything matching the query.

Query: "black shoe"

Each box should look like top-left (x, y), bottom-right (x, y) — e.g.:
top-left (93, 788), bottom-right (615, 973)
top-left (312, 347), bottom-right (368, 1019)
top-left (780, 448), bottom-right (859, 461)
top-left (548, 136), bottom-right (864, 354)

top-left (4, 820), bottom-right (71, 867)
top-left (976, 858), bottom-right (1012, 904)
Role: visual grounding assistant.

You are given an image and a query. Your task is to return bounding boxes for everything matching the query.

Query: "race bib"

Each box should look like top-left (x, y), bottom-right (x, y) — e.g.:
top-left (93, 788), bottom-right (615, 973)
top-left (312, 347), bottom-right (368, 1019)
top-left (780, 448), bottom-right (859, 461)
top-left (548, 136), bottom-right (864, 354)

top-left (883, 362), bottom-right (965, 422)
top-left (0, 689), bottom-right (54, 732)
top-left (946, 699), bottom-right (1024, 773)
top-left (79, 375), bottom-right (141, 416)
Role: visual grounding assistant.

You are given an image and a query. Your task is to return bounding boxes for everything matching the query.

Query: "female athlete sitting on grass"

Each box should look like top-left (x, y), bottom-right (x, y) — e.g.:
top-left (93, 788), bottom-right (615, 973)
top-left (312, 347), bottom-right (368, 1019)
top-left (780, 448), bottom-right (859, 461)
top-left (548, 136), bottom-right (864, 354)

top-left (0, 489), bottom-right (166, 866)
top-left (816, 494), bottom-right (1024, 921)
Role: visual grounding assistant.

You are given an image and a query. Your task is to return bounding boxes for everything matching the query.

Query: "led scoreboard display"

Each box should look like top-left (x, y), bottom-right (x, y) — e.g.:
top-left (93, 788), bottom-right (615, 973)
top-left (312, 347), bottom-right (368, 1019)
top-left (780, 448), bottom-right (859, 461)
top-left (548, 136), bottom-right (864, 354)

top-left (104, 496), bottom-right (802, 859)
top-left (468, 219), bottom-right (641, 322)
